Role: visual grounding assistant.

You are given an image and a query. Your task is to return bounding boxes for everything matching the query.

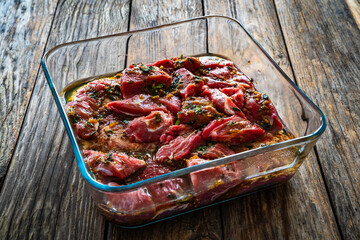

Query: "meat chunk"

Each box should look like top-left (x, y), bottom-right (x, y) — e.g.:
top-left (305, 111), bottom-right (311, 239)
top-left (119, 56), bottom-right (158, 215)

top-left (194, 143), bottom-right (235, 160)
top-left (120, 65), bottom-right (172, 99)
top-left (158, 95), bottom-right (181, 114)
top-left (160, 124), bottom-right (194, 144)
top-left (201, 87), bottom-right (245, 118)
top-left (106, 185), bottom-right (156, 224)
top-left (124, 111), bottom-right (174, 143)
top-left (188, 158), bottom-right (242, 205)
top-left (206, 66), bottom-right (251, 85)
top-left (156, 131), bottom-right (203, 164)
top-left (177, 97), bottom-right (222, 127)
top-left (89, 122), bottom-right (158, 152)
top-left (243, 91), bottom-right (283, 133)
top-left (84, 150), bottom-right (146, 180)
top-left (202, 115), bottom-right (265, 145)
top-left (152, 59), bottom-right (175, 74)
top-left (107, 94), bottom-right (168, 116)
top-left (65, 79), bottom-right (122, 140)
top-left (172, 68), bottom-right (204, 98)
top-left (199, 56), bottom-right (234, 69)
top-left (132, 158), bottom-right (191, 218)
top-left (222, 87), bottom-right (245, 109)
top-left (71, 78), bottom-right (122, 108)
top-left (174, 57), bottom-right (203, 73)
top-left (204, 77), bottom-right (235, 89)
top-left (74, 119), bottom-right (99, 140)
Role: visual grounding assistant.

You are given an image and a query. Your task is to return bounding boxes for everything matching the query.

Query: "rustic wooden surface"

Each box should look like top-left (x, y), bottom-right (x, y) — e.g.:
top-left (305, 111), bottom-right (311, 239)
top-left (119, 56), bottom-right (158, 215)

top-left (0, 0), bottom-right (359, 239)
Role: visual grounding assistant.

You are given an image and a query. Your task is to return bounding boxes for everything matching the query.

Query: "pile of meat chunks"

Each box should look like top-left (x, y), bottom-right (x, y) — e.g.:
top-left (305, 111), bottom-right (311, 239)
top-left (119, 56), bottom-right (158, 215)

top-left (66, 56), bottom-right (283, 222)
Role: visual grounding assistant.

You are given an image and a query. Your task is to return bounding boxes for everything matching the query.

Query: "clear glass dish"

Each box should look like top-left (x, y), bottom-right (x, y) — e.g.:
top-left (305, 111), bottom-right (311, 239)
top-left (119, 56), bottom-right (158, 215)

top-left (41, 15), bottom-right (326, 227)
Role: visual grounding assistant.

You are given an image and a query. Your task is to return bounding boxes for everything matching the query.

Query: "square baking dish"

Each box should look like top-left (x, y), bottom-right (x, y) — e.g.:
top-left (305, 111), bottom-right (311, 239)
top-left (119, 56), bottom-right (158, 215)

top-left (42, 15), bottom-right (326, 227)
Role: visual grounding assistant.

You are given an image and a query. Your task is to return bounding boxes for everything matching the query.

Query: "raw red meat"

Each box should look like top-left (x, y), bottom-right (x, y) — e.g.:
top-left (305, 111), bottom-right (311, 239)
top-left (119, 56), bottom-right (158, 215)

top-left (207, 66), bottom-right (251, 85)
top-left (124, 111), bottom-right (174, 143)
top-left (174, 57), bottom-right (202, 73)
top-left (202, 115), bottom-right (265, 145)
top-left (120, 65), bottom-right (172, 99)
top-left (152, 59), bottom-right (175, 74)
top-left (158, 95), bottom-right (181, 114)
top-left (222, 87), bottom-right (245, 109)
top-left (201, 87), bottom-right (245, 118)
top-left (188, 158), bottom-right (242, 205)
top-left (84, 150), bottom-right (146, 180)
top-left (107, 94), bottom-right (168, 116)
top-left (173, 68), bottom-right (204, 98)
top-left (243, 91), bottom-right (283, 132)
top-left (74, 120), bottom-right (99, 140)
top-left (156, 131), bottom-right (203, 164)
top-left (160, 124), bottom-right (194, 144)
top-left (106, 185), bottom-right (156, 224)
top-left (134, 158), bottom-right (191, 218)
top-left (178, 97), bottom-right (221, 127)
top-left (194, 143), bottom-right (235, 160)
top-left (90, 123), bottom-right (157, 152)
top-left (199, 56), bottom-right (234, 69)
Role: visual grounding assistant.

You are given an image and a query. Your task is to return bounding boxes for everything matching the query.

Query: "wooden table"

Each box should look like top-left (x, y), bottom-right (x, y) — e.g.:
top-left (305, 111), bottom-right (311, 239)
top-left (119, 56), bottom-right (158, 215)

top-left (1, 0), bottom-right (359, 239)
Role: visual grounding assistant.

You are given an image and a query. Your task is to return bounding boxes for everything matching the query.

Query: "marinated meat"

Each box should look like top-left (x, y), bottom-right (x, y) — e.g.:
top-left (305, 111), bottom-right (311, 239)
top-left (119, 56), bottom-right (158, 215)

top-left (120, 65), bottom-right (172, 99)
top-left (160, 124), bottom-right (194, 144)
top-left (152, 58), bottom-right (175, 74)
top-left (193, 143), bottom-right (235, 160)
top-left (156, 131), bottom-right (203, 164)
top-left (202, 115), bottom-right (265, 145)
top-left (199, 56), bottom-right (234, 69)
top-left (88, 122), bottom-right (158, 152)
top-left (243, 90), bottom-right (283, 132)
top-left (172, 68), bottom-right (204, 98)
top-left (106, 185), bottom-right (156, 224)
top-left (124, 111), bottom-right (174, 143)
top-left (158, 95), bottom-right (181, 114)
top-left (106, 94), bottom-right (168, 116)
top-left (201, 87), bottom-right (245, 118)
top-left (133, 158), bottom-right (191, 218)
top-left (174, 57), bottom-right (202, 73)
top-left (188, 157), bottom-right (242, 205)
top-left (83, 150), bottom-right (146, 181)
top-left (64, 56), bottom-right (295, 225)
top-left (178, 97), bottom-right (222, 127)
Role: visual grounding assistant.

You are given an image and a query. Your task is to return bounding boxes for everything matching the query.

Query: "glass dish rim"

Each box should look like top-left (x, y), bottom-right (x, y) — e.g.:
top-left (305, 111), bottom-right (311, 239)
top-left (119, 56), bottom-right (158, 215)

top-left (41, 15), bottom-right (326, 192)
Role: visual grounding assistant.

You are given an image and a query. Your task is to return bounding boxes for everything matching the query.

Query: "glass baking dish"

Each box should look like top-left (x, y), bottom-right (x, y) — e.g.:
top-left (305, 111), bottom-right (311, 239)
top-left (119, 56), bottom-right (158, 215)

top-left (41, 15), bottom-right (326, 227)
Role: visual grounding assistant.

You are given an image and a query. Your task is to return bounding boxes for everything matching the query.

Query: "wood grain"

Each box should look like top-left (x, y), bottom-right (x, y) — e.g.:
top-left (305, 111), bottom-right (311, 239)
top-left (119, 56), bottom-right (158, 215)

top-left (0, 0), bottom-right (131, 239)
top-left (274, 0), bottom-right (360, 239)
top-left (108, 1), bottom-right (223, 239)
top-left (345, 0), bottom-right (360, 28)
top-left (204, 0), bottom-right (341, 239)
top-left (0, 0), bottom-right (58, 188)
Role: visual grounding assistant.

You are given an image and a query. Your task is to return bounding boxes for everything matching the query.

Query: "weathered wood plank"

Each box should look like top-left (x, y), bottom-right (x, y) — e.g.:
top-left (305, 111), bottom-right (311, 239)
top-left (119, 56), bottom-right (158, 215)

top-left (0, 0), bottom-right (58, 188)
top-left (274, 0), bottom-right (360, 239)
top-left (108, 1), bottom-right (223, 239)
top-left (204, 0), bottom-right (340, 239)
top-left (0, 0), bottom-right (131, 239)
top-left (345, 0), bottom-right (360, 28)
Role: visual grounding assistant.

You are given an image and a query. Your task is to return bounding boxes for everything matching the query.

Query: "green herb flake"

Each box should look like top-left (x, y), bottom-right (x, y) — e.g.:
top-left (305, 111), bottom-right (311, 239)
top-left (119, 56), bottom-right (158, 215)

top-left (193, 105), bottom-right (202, 113)
top-left (155, 113), bottom-right (162, 122)
top-left (175, 119), bottom-right (180, 125)
top-left (232, 107), bottom-right (240, 111)
top-left (104, 153), bottom-right (113, 164)
top-left (156, 83), bottom-right (164, 89)
top-left (188, 58), bottom-right (194, 64)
